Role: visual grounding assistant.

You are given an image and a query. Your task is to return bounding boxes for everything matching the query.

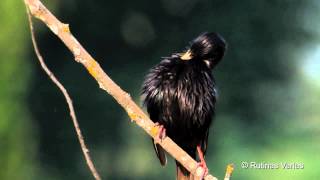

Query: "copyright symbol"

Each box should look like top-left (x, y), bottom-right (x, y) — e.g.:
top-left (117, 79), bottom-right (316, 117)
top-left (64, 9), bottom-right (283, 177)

top-left (241, 162), bottom-right (249, 169)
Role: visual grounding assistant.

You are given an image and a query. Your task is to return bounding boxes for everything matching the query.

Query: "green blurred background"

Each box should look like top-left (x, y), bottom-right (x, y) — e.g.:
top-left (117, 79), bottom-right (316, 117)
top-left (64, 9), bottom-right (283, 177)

top-left (1, 0), bottom-right (319, 179)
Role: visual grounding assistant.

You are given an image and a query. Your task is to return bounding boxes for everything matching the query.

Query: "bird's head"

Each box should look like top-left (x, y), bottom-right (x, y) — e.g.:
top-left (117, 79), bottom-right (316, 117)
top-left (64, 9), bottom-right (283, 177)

top-left (180, 32), bottom-right (227, 69)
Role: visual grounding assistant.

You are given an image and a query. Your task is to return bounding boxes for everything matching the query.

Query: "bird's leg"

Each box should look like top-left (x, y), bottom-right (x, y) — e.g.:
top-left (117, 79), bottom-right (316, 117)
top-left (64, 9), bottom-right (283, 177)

top-left (196, 145), bottom-right (208, 179)
top-left (154, 122), bottom-right (166, 141)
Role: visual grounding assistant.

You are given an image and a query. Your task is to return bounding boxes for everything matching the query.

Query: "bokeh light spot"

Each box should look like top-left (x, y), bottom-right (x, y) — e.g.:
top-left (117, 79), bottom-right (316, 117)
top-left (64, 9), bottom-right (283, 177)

top-left (302, 45), bottom-right (320, 84)
top-left (121, 12), bottom-right (155, 47)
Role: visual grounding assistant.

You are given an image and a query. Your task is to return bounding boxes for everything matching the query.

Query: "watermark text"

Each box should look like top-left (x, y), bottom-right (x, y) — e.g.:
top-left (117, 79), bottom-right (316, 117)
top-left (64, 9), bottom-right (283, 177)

top-left (241, 161), bottom-right (304, 170)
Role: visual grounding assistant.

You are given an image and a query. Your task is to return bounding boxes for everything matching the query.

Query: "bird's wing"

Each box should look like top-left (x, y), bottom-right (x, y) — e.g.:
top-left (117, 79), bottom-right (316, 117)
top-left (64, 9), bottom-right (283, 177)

top-left (142, 63), bottom-right (169, 166)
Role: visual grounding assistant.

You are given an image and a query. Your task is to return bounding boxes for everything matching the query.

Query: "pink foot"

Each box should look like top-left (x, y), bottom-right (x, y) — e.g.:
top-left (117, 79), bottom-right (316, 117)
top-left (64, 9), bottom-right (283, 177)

top-left (197, 161), bottom-right (208, 179)
top-left (197, 145), bottom-right (208, 179)
top-left (154, 122), bottom-right (166, 141)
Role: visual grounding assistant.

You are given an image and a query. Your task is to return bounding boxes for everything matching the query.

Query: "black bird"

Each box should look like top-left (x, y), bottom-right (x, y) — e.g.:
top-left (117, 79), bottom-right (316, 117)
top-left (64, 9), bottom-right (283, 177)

top-left (142, 32), bottom-right (226, 180)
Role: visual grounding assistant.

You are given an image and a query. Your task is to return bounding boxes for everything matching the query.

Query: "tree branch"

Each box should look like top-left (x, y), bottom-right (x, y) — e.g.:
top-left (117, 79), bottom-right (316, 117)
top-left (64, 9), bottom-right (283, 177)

top-left (25, 6), bottom-right (102, 180)
top-left (24, 0), bottom-right (233, 179)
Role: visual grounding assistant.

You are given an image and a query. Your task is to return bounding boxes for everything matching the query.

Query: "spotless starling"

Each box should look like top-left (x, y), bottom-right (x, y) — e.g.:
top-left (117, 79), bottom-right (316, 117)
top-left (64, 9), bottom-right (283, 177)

top-left (142, 32), bottom-right (227, 179)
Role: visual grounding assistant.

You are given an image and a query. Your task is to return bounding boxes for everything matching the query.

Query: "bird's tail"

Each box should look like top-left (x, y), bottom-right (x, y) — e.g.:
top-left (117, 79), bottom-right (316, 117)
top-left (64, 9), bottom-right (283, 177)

top-left (152, 139), bottom-right (167, 166)
top-left (176, 161), bottom-right (194, 180)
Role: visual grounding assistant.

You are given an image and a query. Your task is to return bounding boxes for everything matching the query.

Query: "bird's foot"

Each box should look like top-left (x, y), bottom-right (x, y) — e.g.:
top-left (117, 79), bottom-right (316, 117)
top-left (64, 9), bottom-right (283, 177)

top-left (196, 145), bottom-right (208, 179)
top-left (153, 122), bottom-right (166, 142)
top-left (196, 161), bottom-right (208, 180)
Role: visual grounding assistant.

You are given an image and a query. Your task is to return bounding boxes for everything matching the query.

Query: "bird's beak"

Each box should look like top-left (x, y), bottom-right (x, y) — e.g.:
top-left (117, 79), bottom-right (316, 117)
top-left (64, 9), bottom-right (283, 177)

top-left (180, 50), bottom-right (192, 60)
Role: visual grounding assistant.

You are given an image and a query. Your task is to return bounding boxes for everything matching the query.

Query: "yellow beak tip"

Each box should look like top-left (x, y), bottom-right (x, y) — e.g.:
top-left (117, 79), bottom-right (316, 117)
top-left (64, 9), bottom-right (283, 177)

top-left (180, 51), bottom-right (192, 60)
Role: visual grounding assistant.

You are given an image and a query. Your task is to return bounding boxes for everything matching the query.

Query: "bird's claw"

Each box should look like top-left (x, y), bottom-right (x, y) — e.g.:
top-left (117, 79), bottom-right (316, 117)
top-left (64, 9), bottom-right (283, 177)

top-left (154, 122), bottom-right (166, 141)
top-left (197, 161), bottom-right (208, 180)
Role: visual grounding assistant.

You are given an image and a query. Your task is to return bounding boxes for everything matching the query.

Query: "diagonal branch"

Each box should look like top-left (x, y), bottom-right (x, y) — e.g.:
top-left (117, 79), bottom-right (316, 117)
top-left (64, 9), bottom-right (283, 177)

top-left (24, 0), bottom-right (233, 179)
top-left (25, 6), bottom-right (102, 180)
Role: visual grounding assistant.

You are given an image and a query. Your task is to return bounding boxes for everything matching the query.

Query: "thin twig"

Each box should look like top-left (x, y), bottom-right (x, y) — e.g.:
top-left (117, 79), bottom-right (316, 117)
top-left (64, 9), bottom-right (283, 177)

top-left (26, 7), bottom-right (101, 180)
top-left (224, 164), bottom-right (234, 180)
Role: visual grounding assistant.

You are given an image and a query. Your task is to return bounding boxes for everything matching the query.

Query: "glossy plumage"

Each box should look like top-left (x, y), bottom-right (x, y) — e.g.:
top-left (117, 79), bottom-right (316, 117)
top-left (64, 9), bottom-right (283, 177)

top-left (142, 32), bottom-right (226, 179)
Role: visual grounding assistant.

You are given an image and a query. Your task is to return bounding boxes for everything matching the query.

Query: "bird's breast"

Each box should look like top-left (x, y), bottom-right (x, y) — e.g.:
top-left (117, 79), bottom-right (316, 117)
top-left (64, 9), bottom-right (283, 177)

top-left (159, 63), bottom-right (215, 130)
top-left (142, 58), bottom-right (216, 141)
